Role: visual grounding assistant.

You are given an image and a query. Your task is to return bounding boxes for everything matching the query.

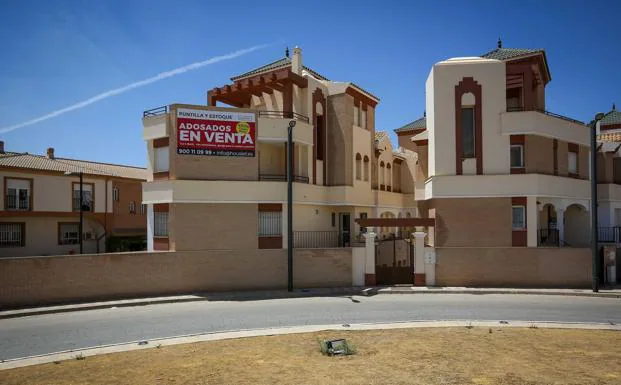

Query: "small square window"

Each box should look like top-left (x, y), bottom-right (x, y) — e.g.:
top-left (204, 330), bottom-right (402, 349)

top-left (510, 145), bottom-right (524, 168)
top-left (512, 206), bottom-right (526, 230)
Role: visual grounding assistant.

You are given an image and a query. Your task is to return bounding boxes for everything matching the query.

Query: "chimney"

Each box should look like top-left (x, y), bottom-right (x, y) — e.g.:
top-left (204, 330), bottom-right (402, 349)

top-left (47, 147), bottom-right (55, 159)
top-left (291, 46), bottom-right (302, 75)
top-left (0, 140), bottom-right (4, 154)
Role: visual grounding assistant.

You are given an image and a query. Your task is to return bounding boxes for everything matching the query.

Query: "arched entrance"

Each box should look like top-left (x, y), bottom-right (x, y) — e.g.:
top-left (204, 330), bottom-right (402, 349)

top-left (565, 204), bottom-right (589, 247)
top-left (538, 203), bottom-right (559, 246)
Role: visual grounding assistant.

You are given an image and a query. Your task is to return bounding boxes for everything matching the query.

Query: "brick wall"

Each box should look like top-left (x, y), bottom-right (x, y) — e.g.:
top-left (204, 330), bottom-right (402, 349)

top-left (435, 247), bottom-right (591, 288)
top-left (0, 248), bottom-right (353, 308)
top-left (169, 203), bottom-right (258, 251)
top-left (431, 198), bottom-right (512, 247)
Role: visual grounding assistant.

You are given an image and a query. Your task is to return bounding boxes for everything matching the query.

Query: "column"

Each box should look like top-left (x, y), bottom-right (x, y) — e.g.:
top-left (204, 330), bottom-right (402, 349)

top-left (147, 204), bottom-right (154, 252)
top-left (557, 208), bottom-right (565, 246)
top-left (413, 231), bottom-right (426, 286)
top-left (527, 197), bottom-right (538, 247)
top-left (363, 228), bottom-right (376, 286)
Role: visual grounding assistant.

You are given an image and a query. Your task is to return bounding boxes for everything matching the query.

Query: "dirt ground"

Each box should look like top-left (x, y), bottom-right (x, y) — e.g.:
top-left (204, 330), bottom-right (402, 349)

top-left (2, 327), bottom-right (621, 385)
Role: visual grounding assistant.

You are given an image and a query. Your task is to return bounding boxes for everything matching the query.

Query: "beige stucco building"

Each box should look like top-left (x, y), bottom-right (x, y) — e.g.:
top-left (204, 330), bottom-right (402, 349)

top-left (142, 47), bottom-right (419, 258)
top-left (0, 143), bottom-right (148, 257)
top-left (140, 43), bottom-right (615, 288)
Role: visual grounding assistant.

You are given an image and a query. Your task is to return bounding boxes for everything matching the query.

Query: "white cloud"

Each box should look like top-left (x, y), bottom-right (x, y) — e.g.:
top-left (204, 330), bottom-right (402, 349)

top-left (0, 44), bottom-right (269, 134)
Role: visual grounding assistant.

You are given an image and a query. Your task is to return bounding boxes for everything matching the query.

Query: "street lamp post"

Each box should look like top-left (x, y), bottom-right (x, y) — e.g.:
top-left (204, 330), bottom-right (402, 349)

top-left (590, 113), bottom-right (605, 292)
top-left (287, 119), bottom-right (296, 292)
top-left (65, 171), bottom-right (84, 254)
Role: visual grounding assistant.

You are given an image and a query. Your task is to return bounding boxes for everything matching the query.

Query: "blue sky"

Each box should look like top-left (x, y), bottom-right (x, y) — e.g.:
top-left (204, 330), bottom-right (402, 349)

top-left (0, 0), bottom-right (619, 167)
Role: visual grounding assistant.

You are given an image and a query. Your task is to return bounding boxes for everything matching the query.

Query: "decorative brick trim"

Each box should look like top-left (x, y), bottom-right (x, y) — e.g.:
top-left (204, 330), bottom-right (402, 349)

top-left (455, 77), bottom-right (483, 175)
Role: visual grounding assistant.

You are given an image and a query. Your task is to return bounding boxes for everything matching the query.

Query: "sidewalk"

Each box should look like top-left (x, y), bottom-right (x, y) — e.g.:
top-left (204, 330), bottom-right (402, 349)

top-left (1, 286), bottom-right (620, 320)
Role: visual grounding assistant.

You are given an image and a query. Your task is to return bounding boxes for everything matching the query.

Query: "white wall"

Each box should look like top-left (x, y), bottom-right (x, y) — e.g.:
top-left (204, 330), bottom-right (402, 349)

top-left (427, 58), bottom-right (507, 177)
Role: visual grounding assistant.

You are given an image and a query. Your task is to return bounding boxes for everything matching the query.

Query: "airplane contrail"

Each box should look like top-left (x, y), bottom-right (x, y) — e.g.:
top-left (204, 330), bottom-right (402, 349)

top-left (0, 44), bottom-right (269, 134)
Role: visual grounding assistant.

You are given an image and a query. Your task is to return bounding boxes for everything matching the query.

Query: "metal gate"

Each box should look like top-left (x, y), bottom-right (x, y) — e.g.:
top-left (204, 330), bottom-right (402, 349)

top-left (375, 233), bottom-right (414, 285)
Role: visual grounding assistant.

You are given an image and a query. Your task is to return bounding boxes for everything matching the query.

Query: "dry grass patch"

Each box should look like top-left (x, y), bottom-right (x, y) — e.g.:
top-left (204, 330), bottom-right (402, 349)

top-left (2, 327), bottom-right (621, 385)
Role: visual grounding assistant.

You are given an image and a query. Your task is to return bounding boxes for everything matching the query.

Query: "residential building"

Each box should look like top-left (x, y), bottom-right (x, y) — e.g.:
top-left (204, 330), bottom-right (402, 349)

top-left (141, 47), bottom-right (418, 253)
top-left (0, 142), bottom-right (148, 257)
top-left (393, 41), bottom-right (595, 285)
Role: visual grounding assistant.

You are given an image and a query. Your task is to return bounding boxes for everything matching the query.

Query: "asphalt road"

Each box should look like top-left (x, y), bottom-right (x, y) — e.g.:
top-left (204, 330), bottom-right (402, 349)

top-left (1, 294), bottom-right (620, 361)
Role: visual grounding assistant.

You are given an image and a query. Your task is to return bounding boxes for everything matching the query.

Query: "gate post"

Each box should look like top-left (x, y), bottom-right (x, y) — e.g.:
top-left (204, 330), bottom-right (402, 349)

top-left (363, 228), bottom-right (376, 286)
top-left (413, 231), bottom-right (426, 286)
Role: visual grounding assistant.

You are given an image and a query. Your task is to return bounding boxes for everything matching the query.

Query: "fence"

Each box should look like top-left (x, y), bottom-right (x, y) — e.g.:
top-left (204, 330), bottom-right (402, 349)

top-left (258, 110), bottom-right (309, 123)
top-left (538, 228), bottom-right (559, 247)
top-left (293, 231), bottom-right (340, 248)
top-left (598, 227), bottom-right (620, 243)
top-left (259, 174), bottom-right (310, 183)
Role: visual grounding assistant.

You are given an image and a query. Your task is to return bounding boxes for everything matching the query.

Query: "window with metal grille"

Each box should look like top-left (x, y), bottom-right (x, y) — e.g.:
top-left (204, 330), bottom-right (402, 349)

top-left (0, 223), bottom-right (25, 247)
top-left (258, 211), bottom-right (281, 237)
top-left (154, 212), bottom-right (168, 237)
top-left (129, 201), bottom-right (136, 214)
top-left (140, 204), bottom-right (146, 215)
top-left (59, 223), bottom-right (80, 245)
top-left (72, 184), bottom-right (94, 212)
top-left (5, 179), bottom-right (30, 210)
top-left (113, 187), bottom-right (119, 201)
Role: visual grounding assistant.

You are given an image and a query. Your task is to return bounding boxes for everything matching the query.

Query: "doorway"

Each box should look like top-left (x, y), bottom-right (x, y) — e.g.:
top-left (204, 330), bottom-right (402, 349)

top-left (339, 212), bottom-right (351, 247)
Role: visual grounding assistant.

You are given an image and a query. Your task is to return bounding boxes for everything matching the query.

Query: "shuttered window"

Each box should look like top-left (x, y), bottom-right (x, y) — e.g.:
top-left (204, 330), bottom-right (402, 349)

top-left (258, 212), bottom-right (281, 237)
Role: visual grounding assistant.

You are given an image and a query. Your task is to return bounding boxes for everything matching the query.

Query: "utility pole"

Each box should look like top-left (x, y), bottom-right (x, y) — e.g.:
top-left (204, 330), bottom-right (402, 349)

top-left (287, 119), bottom-right (296, 292)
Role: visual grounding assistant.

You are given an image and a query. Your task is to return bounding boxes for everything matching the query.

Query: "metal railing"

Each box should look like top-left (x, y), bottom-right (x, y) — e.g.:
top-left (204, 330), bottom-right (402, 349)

top-left (258, 110), bottom-right (310, 123)
top-left (538, 228), bottom-right (560, 247)
top-left (293, 231), bottom-right (341, 248)
top-left (5, 195), bottom-right (29, 210)
top-left (598, 227), bottom-right (621, 243)
top-left (72, 197), bottom-right (94, 212)
top-left (259, 174), bottom-right (309, 183)
top-left (143, 105), bottom-right (168, 118)
top-left (505, 106), bottom-right (585, 125)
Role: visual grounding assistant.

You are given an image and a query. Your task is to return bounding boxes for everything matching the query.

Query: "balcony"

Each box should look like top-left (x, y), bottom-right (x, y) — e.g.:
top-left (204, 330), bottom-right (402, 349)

top-left (5, 195), bottom-right (30, 211)
top-left (257, 112), bottom-right (313, 145)
top-left (501, 108), bottom-right (589, 146)
top-left (142, 106), bottom-right (169, 140)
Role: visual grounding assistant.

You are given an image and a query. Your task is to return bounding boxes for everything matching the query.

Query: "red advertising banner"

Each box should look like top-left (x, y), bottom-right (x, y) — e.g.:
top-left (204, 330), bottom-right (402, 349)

top-left (176, 108), bottom-right (257, 157)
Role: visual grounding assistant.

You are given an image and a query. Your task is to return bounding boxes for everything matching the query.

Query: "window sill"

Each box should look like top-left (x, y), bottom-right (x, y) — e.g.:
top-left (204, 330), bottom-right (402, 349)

top-left (510, 167), bottom-right (525, 174)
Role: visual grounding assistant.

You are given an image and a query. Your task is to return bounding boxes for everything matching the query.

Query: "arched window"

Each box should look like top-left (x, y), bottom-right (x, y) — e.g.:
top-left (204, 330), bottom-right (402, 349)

top-left (386, 163), bottom-right (392, 191)
top-left (380, 161), bottom-right (385, 188)
top-left (355, 153), bottom-right (362, 180)
top-left (363, 156), bottom-right (370, 181)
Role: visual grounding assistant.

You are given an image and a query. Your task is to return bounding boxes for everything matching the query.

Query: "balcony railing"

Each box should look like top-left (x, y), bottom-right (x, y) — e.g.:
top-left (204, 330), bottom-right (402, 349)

top-left (143, 105), bottom-right (168, 118)
top-left (293, 231), bottom-right (342, 248)
top-left (258, 110), bottom-right (309, 123)
top-left (598, 227), bottom-right (621, 243)
top-left (538, 228), bottom-right (559, 247)
top-left (259, 174), bottom-right (309, 183)
top-left (72, 197), bottom-right (94, 212)
top-left (506, 106), bottom-right (585, 125)
top-left (5, 195), bottom-right (29, 211)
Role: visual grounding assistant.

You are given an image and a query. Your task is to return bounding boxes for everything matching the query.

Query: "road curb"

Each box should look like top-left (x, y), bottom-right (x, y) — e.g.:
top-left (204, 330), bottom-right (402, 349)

top-left (1, 320), bottom-right (620, 371)
top-left (1, 287), bottom-right (619, 320)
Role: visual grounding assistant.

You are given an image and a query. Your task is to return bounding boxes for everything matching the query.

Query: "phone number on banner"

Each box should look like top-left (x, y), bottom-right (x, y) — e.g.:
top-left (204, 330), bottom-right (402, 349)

top-left (177, 148), bottom-right (255, 157)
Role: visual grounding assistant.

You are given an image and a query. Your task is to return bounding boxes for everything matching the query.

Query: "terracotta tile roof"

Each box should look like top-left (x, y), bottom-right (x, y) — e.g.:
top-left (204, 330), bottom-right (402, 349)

top-left (230, 57), bottom-right (329, 81)
top-left (230, 55), bottom-right (378, 100)
top-left (0, 152), bottom-right (147, 180)
top-left (394, 116), bottom-right (426, 133)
